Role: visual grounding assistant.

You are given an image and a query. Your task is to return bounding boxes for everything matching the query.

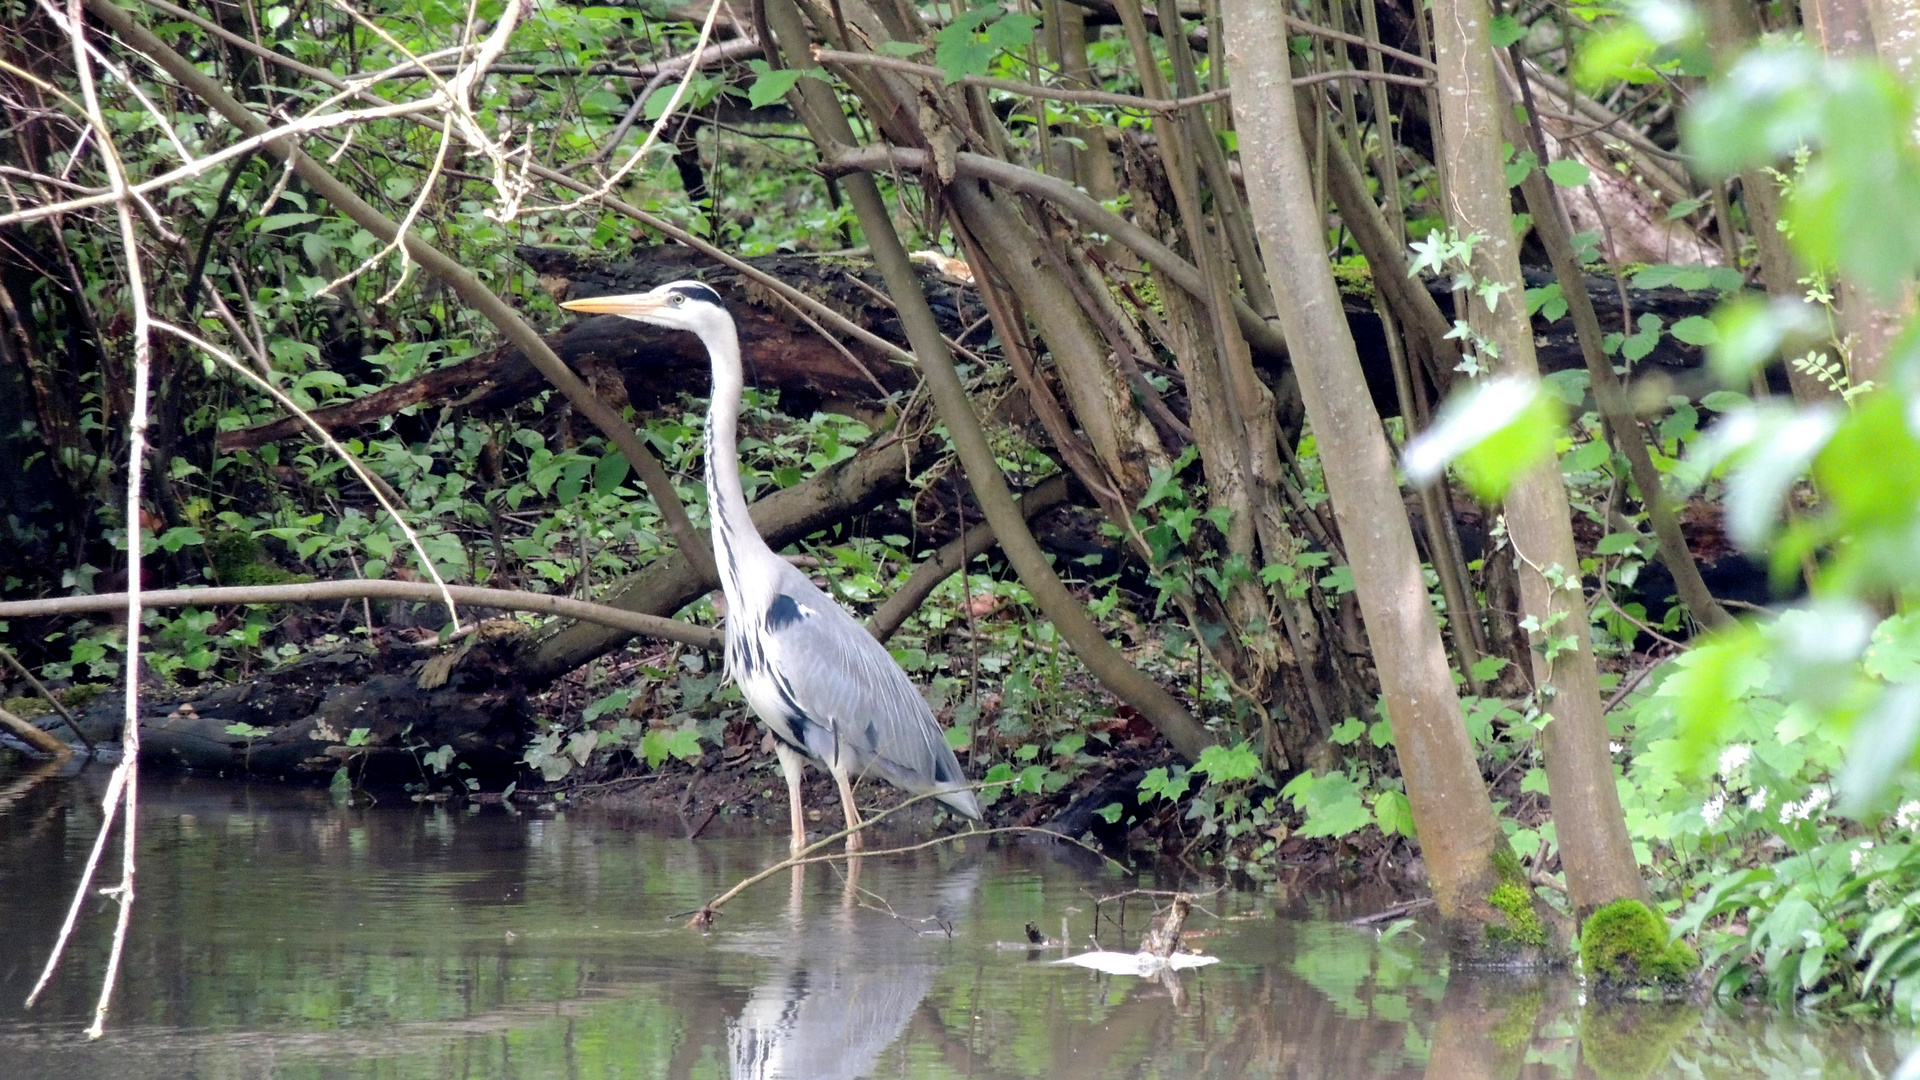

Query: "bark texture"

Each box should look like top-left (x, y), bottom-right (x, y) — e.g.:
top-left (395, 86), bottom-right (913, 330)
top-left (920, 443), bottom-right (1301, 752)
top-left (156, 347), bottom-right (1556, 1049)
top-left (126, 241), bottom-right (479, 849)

top-left (1224, 0), bottom-right (1505, 928)
top-left (1433, 0), bottom-right (1649, 915)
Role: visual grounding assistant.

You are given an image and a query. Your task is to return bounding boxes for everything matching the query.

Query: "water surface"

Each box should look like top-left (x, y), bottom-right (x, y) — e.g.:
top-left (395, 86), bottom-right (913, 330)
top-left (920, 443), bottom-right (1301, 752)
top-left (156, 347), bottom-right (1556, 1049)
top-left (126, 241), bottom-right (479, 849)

top-left (0, 767), bottom-right (1906, 1079)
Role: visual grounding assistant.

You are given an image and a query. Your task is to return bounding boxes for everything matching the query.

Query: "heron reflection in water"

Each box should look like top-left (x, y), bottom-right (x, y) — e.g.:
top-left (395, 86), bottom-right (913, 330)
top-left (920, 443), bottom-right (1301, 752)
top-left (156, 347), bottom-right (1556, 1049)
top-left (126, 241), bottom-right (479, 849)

top-left (727, 863), bottom-right (980, 1080)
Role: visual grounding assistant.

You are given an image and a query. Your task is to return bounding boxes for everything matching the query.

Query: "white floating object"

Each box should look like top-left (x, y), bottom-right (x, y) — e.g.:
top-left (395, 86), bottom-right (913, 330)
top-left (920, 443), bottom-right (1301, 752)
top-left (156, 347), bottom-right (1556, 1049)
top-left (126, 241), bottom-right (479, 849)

top-left (1051, 950), bottom-right (1219, 977)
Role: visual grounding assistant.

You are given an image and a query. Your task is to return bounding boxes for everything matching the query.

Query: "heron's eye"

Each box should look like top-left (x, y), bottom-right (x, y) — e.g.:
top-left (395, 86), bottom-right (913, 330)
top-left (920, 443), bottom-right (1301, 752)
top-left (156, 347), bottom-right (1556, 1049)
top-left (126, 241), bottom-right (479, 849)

top-left (669, 293), bottom-right (684, 306)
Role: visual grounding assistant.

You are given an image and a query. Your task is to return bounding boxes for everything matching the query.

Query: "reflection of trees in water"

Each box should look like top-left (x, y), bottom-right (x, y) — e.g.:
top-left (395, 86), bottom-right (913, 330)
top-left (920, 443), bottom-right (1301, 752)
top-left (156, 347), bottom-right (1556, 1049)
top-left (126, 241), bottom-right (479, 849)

top-left (728, 862), bottom-right (979, 1080)
top-left (4, 776), bottom-right (1914, 1079)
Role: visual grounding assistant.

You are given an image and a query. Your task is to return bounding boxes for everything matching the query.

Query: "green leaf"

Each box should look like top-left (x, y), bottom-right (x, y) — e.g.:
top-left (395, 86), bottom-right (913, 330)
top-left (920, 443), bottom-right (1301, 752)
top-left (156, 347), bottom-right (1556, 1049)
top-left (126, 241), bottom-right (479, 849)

top-left (1596, 531), bottom-right (1643, 556)
top-left (1490, 13), bottom-right (1525, 48)
top-left (255, 212), bottom-right (319, 232)
top-left (1330, 717), bottom-right (1366, 745)
top-left (933, 8), bottom-right (1038, 83)
top-left (1373, 790), bottom-right (1416, 837)
top-left (1545, 158), bottom-right (1592, 187)
top-left (1632, 264), bottom-right (1681, 289)
top-left (1506, 149), bottom-right (1538, 187)
top-left (592, 451), bottom-right (631, 495)
top-left (1700, 390), bottom-right (1751, 412)
top-left (1670, 315), bottom-right (1720, 346)
top-left (1865, 613), bottom-right (1920, 682)
top-left (982, 11), bottom-right (1039, 51)
top-left (1574, 23), bottom-right (1658, 90)
top-left (745, 64), bottom-right (801, 108)
top-left (1094, 801), bottom-right (1124, 824)
top-left (1404, 377), bottom-right (1565, 502)
top-left (1194, 742), bottom-right (1261, 783)
top-left (1470, 655), bottom-right (1510, 683)
top-left (1541, 368), bottom-right (1590, 405)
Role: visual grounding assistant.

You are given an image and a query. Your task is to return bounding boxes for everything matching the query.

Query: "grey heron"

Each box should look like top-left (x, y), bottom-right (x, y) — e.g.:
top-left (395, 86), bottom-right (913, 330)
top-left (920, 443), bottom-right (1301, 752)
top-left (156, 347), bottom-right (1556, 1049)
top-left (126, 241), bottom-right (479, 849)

top-left (560, 281), bottom-right (982, 854)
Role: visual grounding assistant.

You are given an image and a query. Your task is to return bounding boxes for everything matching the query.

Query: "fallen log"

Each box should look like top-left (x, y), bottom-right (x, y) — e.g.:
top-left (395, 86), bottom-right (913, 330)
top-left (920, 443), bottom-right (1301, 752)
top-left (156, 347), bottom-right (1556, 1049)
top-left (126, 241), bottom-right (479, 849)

top-left (217, 246), bottom-right (984, 452)
top-left (23, 637), bottom-right (533, 782)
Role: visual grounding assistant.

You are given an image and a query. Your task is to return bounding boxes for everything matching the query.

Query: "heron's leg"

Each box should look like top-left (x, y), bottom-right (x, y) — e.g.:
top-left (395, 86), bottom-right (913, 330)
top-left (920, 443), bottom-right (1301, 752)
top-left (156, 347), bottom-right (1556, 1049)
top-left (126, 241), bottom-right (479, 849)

top-left (830, 761), bottom-right (864, 852)
top-left (774, 742), bottom-right (808, 858)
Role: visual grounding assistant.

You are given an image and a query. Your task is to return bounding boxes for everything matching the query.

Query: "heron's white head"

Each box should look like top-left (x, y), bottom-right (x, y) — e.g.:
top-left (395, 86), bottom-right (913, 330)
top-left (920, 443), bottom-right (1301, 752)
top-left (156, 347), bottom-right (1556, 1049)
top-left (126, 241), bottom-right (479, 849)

top-left (559, 279), bottom-right (730, 335)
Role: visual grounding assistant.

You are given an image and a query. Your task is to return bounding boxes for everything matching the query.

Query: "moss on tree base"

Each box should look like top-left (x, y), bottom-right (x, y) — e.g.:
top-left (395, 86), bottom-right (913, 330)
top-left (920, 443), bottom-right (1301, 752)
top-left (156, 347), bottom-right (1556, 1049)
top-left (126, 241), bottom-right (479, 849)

top-left (1484, 846), bottom-right (1549, 948)
top-left (1580, 899), bottom-right (1698, 997)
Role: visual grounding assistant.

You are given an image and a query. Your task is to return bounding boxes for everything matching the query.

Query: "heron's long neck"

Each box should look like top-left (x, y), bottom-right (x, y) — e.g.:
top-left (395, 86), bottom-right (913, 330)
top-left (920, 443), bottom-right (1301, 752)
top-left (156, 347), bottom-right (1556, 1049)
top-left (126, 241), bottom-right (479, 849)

top-left (702, 322), bottom-right (765, 600)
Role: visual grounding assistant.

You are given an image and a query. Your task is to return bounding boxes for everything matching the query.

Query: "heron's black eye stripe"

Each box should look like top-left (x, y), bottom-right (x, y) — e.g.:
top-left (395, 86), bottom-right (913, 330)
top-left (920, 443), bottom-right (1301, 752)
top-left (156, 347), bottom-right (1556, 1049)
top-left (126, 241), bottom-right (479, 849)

top-left (670, 283), bottom-right (724, 307)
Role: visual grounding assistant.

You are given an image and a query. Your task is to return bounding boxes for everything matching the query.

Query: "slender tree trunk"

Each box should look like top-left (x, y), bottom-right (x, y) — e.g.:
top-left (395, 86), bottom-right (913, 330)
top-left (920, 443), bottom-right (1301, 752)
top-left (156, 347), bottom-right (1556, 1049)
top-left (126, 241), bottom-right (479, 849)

top-left (1431, 0), bottom-right (1649, 916)
top-left (1224, 0), bottom-right (1510, 933)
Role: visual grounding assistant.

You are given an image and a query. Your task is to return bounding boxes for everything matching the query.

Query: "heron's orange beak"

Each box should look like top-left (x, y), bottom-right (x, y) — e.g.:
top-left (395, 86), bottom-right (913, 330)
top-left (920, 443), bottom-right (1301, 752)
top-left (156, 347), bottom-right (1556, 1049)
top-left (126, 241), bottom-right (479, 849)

top-left (559, 293), bottom-right (666, 316)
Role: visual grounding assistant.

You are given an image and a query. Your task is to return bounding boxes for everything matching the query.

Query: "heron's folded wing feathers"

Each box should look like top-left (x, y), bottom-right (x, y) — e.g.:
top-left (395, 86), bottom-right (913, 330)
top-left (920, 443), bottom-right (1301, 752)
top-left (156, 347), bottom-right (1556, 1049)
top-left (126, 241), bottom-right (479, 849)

top-left (758, 575), bottom-right (967, 796)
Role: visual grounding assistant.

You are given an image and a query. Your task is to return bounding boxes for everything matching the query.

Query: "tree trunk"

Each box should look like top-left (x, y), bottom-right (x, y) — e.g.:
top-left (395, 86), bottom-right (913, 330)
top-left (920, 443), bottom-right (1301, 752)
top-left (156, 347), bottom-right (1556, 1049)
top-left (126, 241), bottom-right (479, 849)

top-left (1432, 0), bottom-right (1650, 916)
top-left (1224, 0), bottom-right (1509, 935)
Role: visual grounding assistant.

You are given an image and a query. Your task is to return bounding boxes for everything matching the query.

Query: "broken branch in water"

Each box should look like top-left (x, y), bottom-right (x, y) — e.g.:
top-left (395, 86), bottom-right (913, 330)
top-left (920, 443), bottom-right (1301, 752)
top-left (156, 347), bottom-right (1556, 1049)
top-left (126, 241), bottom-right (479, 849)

top-left (683, 780), bottom-right (1121, 928)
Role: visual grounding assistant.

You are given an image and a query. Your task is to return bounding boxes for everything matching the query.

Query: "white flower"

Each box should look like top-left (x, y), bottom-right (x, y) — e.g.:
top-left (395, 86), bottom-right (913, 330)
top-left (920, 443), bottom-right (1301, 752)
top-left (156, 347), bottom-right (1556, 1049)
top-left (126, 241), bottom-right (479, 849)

top-left (1778, 786), bottom-right (1833, 824)
top-left (1702, 793), bottom-right (1727, 828)
top-left (1852, 840), bottom-right (1877, 871)
top-left (1748, 787), bottom-right (1769, 812)
top-left (1609, 742), bottom-right (1624, 754)
top-left (1896, 801), bottom-right (1920, 831)
top-left (1718, 744), bottom-right (1752, 777)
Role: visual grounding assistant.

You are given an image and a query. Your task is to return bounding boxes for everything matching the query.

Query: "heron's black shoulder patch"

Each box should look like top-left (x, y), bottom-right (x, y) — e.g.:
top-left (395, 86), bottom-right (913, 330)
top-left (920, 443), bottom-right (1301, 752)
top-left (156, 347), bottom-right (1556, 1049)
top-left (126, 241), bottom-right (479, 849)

top-left (765, 593), bottom-right (806, 632)
top-left (669, 282), bottom-right (725, 308)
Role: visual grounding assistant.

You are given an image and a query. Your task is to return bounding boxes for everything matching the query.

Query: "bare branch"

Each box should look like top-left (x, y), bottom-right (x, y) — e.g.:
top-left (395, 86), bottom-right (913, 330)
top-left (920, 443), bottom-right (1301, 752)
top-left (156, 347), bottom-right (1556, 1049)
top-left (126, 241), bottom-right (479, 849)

top-left (0, 580), bottom-right (723, 650)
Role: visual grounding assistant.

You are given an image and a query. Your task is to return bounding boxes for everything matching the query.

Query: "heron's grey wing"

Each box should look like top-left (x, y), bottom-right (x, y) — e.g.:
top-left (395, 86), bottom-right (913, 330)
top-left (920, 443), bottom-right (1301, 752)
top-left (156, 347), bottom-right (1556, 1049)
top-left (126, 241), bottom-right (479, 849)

top-left (756, 570), bottom-right (978, 815)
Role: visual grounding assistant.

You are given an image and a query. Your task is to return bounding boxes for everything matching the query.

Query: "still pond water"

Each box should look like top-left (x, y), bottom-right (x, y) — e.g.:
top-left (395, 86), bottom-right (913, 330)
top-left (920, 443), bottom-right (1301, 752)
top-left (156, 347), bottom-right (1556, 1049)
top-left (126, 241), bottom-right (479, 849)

top-left (0, 767), bottom-right (1909, 1079)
